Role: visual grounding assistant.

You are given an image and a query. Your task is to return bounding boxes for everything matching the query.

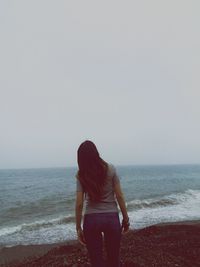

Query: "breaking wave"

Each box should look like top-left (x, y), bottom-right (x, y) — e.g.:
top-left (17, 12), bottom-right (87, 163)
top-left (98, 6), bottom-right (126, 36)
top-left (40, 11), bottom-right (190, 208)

top-left (127, 189), bottom-right (200, 211)
top-left (0, 189), bottom-right (200, 247)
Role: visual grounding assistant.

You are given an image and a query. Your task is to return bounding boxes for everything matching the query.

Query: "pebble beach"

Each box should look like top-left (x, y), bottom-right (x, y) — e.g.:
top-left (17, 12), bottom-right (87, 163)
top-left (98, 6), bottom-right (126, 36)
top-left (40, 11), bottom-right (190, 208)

top-left (1, 220), bottom-right (200, 267)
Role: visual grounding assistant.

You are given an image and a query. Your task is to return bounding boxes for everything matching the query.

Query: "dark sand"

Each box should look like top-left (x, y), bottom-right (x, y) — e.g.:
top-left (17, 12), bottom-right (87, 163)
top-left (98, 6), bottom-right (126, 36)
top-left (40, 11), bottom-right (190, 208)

top-left (1, 220), bottom-right (200, 267)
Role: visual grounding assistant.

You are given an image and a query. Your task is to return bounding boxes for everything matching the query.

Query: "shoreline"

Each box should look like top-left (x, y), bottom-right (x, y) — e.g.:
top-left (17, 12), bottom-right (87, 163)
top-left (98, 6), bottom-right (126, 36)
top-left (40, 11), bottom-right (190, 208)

top-left (0, 240), bottom-right (78, 266)
top-left (1, 219), bottom-right (200, 267)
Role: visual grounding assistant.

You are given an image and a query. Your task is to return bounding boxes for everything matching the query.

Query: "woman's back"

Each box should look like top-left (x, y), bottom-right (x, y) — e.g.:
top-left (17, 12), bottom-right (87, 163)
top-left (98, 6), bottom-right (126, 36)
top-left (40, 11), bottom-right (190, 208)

top-left (77, 164), bottom-right (120, 214)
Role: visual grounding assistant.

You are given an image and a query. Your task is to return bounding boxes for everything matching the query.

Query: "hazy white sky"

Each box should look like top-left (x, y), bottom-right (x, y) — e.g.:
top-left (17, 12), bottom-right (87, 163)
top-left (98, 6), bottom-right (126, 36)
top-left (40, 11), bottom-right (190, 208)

top-left (0, 1), bottom-right (200, 169)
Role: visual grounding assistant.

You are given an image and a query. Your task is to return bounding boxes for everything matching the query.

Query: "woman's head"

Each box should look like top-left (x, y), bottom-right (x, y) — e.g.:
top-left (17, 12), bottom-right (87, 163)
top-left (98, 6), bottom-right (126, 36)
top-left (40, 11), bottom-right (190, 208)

top-left (77, 140), bottom-right (108, 201)
top-left (77, 140), bottom-right (100, 169)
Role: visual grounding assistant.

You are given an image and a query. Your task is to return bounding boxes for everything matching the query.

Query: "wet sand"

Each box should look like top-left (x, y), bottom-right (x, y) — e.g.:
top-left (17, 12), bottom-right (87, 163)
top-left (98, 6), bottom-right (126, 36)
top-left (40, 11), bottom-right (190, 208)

top-left (0, 220), bottom-right (200, 267)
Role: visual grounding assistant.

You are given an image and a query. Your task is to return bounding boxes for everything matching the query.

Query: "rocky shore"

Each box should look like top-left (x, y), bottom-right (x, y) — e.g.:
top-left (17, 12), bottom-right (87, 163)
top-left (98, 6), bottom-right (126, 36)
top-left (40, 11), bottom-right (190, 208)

top-left (1, 221), bottom-right (200, 267)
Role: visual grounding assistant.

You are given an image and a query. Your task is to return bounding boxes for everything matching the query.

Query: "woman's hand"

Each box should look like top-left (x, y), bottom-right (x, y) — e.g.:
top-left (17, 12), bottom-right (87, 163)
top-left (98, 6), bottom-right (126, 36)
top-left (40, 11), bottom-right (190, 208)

top-left (121, 217), bottom-right (130, 233)
top-left (77, 228), bottom-right (86, 245)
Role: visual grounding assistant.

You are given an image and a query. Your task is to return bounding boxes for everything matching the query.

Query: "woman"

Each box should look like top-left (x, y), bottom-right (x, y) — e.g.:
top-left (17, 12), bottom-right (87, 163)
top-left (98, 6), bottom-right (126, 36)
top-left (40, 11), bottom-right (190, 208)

top-left (75, 140), bottom-right (130, 267)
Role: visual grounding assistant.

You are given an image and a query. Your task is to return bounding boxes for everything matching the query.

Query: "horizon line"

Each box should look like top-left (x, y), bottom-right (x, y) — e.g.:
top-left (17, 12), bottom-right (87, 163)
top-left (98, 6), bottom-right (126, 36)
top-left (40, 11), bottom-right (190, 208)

top-left (0, 162), bottom-right (200, 171)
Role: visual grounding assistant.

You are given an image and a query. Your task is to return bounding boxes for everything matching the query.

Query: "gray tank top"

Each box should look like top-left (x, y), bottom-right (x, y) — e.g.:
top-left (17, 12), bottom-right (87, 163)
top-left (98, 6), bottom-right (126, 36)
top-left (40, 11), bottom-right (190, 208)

top-left (76, 164), bottom-right (120, 214)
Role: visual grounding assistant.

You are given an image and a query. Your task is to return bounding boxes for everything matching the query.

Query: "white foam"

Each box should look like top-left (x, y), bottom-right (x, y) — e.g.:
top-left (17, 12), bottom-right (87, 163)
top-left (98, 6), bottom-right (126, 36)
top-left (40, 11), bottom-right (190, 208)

top-left (1, 189), bottom-right (200, 247)
top-left (0, 225), bottom-right (21, 236)
top-left (0, 222), bottom-right (77, 247)
top-left (127, 189), bottom-right (200, 210)
top-left (127, 189), bottom-right (200, 229)
top-left (0, 214), bottom-right (73, 238)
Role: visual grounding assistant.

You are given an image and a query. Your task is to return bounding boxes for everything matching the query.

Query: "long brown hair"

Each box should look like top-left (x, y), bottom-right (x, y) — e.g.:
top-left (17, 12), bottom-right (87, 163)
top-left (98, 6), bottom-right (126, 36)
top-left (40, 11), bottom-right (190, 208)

top-left (77, 140), bottom-right (108, 201)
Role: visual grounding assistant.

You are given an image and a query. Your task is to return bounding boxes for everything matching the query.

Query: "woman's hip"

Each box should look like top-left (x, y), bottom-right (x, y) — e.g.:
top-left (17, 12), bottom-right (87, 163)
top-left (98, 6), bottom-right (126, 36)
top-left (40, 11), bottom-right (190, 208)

top-left (83, 212), bottom-right (120, 231)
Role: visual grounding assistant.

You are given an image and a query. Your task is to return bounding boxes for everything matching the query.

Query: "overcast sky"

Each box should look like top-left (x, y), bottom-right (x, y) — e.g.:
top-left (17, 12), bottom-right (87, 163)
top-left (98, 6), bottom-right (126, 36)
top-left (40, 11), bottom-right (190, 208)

top-left (0, 1), bottom-right (200, 169)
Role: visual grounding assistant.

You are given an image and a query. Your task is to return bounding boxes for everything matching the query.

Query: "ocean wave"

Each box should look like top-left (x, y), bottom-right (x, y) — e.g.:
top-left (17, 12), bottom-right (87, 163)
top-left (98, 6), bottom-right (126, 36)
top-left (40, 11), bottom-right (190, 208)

top-left (1, 189), bottom-right (200, 237)
top-left (2, 196), bottom-right (71, 215)
top-left (0, 215), bottom-right (75, 237)
top-left (127, 189), bottom-right (200, 230)
top-left (1, 189), bottom-right (200, 247)
top-left (127, 189), bottom-right (200, 210)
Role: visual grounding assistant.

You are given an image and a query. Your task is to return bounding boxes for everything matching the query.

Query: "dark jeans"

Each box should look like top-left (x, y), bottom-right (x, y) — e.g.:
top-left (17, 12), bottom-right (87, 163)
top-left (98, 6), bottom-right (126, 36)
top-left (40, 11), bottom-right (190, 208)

top-left (83, 212), bottom-right (121, 267)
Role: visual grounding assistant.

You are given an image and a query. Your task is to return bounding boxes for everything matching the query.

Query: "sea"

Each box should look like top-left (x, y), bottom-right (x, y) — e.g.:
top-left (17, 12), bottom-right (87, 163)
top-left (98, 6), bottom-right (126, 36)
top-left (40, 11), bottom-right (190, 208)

top-left (0, 164), bottom-right (200, 248)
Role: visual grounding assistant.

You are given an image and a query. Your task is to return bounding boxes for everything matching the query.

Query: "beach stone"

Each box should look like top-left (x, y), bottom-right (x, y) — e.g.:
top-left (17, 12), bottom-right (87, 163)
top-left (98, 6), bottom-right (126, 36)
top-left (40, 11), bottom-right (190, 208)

top-left (2, 223), bottom-right (200, 267)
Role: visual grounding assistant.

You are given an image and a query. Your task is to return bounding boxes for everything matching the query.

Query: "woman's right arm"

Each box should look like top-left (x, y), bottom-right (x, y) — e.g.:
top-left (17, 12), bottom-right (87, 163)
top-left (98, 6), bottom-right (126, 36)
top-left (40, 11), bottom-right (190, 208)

top-left (75, 191), bottom-right (86, 245)
top-left (114, 182), bottom-right (130, 232)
